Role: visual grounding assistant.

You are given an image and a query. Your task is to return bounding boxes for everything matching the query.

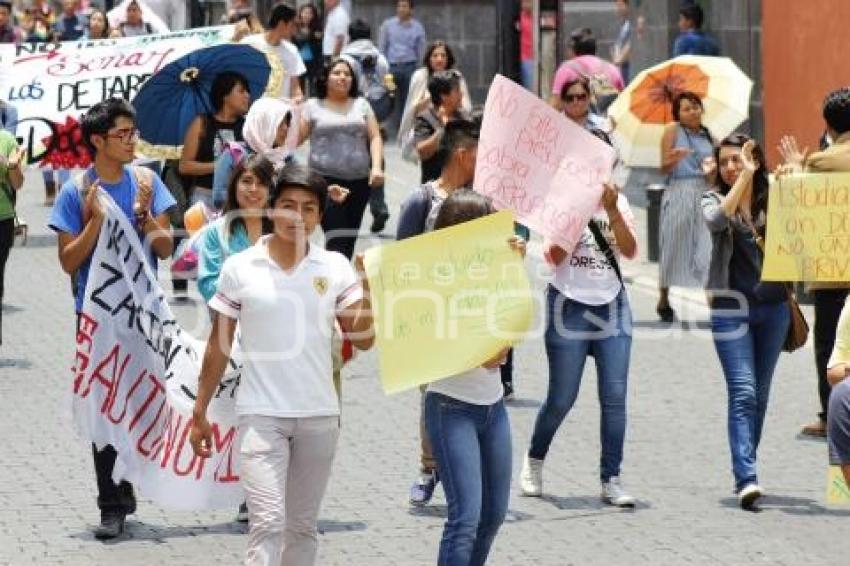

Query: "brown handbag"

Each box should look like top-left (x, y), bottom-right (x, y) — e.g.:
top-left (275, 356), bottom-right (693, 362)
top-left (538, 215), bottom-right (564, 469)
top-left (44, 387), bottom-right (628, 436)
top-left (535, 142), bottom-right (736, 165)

top-left (744, 215), bottom-right (810, 352)
top-left (783, 290), bottom-right (810, 352)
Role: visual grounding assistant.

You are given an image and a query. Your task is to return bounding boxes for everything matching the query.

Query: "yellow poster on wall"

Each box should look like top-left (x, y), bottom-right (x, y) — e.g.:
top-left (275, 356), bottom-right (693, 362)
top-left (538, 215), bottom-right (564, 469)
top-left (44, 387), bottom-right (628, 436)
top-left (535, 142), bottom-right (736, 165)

top-left (827, 466), bottom-right (850, 505)
top-left (364, 210), bottom-right (534, 394)
top-left (763, 172), bottom-right (850, 282)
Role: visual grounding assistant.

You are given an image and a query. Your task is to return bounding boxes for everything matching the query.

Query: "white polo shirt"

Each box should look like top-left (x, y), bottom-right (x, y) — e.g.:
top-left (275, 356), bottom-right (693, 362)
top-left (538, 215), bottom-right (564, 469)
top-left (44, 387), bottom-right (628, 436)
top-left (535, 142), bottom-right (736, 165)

top-left (209, 238), bottom-right (362, 417)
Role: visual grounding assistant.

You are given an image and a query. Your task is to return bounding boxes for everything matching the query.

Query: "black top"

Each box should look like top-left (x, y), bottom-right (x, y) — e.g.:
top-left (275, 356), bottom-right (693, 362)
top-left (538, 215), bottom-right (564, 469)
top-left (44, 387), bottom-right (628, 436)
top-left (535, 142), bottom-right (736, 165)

top-left (194, 114), bottom-right (244, 190)
top-left (713, 221), bottom-right (787, 309)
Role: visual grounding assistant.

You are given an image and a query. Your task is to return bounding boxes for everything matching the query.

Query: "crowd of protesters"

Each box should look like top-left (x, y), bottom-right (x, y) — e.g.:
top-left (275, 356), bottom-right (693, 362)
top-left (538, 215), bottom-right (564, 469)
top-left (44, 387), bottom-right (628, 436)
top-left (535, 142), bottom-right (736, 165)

top-left (2, 1), bottom-right (850, 566)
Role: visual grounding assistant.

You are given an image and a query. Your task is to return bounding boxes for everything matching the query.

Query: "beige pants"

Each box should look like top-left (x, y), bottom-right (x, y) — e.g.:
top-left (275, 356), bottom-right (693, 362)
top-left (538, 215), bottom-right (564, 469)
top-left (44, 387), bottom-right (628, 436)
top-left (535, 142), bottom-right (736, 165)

top-left (240, 415), bottom-right (340, 566)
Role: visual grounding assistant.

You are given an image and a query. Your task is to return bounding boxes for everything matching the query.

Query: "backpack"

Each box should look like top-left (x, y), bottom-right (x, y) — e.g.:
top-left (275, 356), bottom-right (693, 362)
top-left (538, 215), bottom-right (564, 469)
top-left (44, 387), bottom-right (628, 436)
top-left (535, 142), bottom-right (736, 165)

top-left (352, 53), bottom-right (394, 122)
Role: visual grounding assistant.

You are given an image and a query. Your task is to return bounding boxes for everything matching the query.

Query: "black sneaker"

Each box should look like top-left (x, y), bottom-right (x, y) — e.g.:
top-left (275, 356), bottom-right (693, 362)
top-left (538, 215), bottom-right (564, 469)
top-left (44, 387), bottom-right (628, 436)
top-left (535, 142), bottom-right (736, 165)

top-left (119, 482), bottom-right (136, 515)
top-left (94, 513), bottom-right (126, 540)
top-left (370, 213), bottom-right (389, 233)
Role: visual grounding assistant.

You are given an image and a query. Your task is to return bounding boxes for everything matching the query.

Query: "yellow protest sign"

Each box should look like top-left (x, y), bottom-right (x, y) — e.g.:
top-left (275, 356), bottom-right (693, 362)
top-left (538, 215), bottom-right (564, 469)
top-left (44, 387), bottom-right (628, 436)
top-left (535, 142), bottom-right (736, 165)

top-left (826, 466), bottom-right (850, 505)
top-left (364, 210), bottom-right (534, 394)
top-left (763, 173), bottom-right (850, 281)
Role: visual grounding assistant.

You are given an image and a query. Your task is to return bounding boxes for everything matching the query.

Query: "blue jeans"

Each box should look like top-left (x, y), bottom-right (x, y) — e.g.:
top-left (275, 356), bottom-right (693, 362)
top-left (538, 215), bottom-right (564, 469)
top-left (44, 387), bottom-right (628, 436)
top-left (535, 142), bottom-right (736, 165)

top-left (529, 287), bottom-right (633, 481)
top-left (425, 392), bottom-right (512, 566)
top-left (711, 300), bottom-right (790, 490)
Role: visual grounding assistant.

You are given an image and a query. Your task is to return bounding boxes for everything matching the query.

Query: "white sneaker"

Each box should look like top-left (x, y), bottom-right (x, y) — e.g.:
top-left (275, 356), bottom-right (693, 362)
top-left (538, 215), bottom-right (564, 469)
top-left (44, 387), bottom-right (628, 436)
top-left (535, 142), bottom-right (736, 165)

top-left (737, 483), bottom-right (764, 510)
top-left (601, 477), bottom-right (636, 507)
top-left (520, 454), bottom-right (544, 497)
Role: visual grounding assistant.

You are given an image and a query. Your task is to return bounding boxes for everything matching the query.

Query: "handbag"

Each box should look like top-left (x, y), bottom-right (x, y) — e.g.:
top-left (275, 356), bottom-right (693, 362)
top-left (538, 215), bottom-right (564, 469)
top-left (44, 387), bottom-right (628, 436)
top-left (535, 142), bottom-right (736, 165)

top-left (587, 219), bottom-right (623, 284)
top-left (743, 215), bottom-right (809, 352)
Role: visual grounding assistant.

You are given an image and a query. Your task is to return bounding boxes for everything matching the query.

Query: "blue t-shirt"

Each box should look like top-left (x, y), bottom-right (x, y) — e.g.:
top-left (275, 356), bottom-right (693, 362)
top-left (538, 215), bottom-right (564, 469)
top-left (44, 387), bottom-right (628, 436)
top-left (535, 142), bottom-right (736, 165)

top-left (672, 30), bottom-right (720, 57)
top-left (48, 166), bottom-right (177, 312)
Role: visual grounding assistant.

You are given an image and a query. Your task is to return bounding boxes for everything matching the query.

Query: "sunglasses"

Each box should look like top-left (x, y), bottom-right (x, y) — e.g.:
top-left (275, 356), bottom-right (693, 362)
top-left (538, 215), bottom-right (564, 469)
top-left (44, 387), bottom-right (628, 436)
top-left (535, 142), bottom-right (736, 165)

top-left (564, 92), bottom-right (589, 103)
top-left (103, 128), bottom-right (140, 143)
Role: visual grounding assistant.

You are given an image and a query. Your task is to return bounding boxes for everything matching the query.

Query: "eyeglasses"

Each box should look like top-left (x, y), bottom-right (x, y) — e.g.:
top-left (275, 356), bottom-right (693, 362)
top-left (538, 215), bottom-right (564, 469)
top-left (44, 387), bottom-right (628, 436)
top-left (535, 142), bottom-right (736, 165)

top-left (564, 93), bottom-right (589, 103)
top-left (104, 128), bottom-right (140, 143)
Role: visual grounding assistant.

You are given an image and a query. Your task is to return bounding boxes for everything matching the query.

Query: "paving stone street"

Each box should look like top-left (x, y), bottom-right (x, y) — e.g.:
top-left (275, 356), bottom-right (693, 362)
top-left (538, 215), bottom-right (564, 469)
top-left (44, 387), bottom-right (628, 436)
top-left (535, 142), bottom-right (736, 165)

top-left (1, 148), bottom-right (848, 565)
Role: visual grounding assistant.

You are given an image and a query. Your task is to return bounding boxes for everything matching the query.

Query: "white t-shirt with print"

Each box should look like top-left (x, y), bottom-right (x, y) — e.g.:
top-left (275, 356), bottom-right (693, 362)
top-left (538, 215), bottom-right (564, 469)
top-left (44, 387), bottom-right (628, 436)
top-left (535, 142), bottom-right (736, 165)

top-left (550, 193), bottom-right (637, 306)
top-left (323, 5), bottom-right (350, 56)
top-left (241, 34), bottom-right (306, 100)
top-left (209, 238), bottom-right (362, 417)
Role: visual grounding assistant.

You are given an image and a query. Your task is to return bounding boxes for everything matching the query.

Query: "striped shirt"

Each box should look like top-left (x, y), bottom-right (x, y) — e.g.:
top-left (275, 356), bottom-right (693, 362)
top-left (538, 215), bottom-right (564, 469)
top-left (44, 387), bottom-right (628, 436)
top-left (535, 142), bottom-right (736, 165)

top-left (210, 237), bottom-right (362, 417)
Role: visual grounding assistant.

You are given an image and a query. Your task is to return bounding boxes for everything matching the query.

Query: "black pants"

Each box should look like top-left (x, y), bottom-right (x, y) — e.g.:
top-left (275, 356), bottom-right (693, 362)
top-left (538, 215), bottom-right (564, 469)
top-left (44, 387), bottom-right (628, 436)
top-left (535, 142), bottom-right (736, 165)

top-left (0, 218), bottom-right (14, 345)
top-left (500, 348), bottom-right (515, 387)
top-left (389, 61), bottom-right (417, 134)
top-left (813, 288), bottom-right (849, 421)
top-left (92, 444), bottom-right (136, 515)
top-left (322, 176), bottom-right (371, 260)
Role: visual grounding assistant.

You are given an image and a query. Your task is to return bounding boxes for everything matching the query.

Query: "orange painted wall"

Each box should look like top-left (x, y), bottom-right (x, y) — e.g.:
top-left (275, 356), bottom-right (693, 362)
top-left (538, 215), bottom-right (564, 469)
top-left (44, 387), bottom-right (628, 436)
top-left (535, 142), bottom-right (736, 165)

top-left (762, 1), bottom-right (850, 166)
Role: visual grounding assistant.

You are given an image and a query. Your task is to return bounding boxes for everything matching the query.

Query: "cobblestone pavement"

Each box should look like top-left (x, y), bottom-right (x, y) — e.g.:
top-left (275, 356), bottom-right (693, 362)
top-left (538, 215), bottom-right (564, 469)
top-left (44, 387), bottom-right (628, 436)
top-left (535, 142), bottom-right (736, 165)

top-left (1, 148), bottom-right (847, 566)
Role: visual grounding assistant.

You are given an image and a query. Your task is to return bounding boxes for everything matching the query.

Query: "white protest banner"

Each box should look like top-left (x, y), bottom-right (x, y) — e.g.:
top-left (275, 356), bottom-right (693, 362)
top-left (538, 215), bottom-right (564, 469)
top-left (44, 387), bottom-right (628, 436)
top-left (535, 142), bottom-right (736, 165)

top-left (71, 198), bottom-right (243, 510)
top-left (473, 74), bottom-right (617, 251)
top-left (0, 26), bottom-right (233, 168)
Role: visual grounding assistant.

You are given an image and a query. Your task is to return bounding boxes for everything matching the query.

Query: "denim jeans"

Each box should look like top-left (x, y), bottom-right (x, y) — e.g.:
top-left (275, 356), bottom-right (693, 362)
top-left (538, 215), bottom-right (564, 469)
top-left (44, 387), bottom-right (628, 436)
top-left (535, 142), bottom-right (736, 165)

top-left (425, 392), bottom-right (512, 566)
top-left (711, 300), bottom-right (790, 490)
top-left (528, 287), bottom-right (632, 482)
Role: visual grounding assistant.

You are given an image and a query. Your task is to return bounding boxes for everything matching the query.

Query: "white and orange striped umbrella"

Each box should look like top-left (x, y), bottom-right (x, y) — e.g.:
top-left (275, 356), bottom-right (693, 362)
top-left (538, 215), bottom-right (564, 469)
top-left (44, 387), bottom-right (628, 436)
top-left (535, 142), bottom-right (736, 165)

top-left (608, 55), bottom-right (753, 167)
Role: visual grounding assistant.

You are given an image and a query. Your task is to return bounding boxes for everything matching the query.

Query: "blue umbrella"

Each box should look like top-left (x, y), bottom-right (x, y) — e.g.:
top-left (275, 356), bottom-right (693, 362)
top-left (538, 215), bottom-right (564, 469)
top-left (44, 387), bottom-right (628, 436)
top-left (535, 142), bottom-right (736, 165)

top-left (133, 43), bottom-right (282, 158)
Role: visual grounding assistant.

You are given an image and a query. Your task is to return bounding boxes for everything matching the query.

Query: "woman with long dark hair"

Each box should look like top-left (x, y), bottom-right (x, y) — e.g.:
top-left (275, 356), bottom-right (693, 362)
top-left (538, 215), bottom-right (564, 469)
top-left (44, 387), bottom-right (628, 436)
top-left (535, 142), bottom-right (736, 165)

top-left (520, 129), bottom-right (638, 508)
top-left (294, 3), bottom-right (324, 97)
top-left (398, 40), bottom-right (472, 152)
top-left (702, 134), bottom-right (790, 510)
top-left (198, 154), bottom-right (274, 304)
top-left (657, 90), bottom-right (715, 321)
top-left (299, 57), bottom-right (384, 259)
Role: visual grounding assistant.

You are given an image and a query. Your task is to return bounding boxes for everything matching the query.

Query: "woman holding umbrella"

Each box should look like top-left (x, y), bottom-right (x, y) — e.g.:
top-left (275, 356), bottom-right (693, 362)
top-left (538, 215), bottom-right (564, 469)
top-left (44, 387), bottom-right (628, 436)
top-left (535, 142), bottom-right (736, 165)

top-left (656, 91), bottom-right (714, 321)
top-left (179, 71), bottom-right (251, 211)
top-left (299, 57), bottom-right (384, 259)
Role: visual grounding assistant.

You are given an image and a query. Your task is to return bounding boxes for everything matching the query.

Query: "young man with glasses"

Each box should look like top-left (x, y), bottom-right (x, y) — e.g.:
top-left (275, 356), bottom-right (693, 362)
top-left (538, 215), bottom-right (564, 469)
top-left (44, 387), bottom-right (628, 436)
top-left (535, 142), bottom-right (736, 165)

top-left (48, 98), bottom-right (176, 539)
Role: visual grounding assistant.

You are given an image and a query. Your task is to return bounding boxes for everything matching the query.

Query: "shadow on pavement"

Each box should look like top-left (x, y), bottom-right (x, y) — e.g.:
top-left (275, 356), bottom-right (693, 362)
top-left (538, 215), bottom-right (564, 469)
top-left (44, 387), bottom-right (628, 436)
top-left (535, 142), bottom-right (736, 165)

top-left (0, 357), bottom-right (33, 369)
top-left (719, 495), bottom-right (850, 517)
top-left (541, 494), bottom-right (648, 514)
top-left (408, 504), bottom-right (447, 519)
top-left (318, 519), bottom-right (368, 533)
top-left (12, 234), bottom-right (56, 248)
top-left (72, 520), bottom-right (248, 544)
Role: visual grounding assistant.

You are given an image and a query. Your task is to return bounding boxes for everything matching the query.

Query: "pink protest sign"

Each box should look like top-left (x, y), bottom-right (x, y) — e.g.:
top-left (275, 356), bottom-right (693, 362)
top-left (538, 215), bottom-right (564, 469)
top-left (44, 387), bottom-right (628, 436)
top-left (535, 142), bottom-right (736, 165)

top-left (474, 75), bottom-right (616, 251)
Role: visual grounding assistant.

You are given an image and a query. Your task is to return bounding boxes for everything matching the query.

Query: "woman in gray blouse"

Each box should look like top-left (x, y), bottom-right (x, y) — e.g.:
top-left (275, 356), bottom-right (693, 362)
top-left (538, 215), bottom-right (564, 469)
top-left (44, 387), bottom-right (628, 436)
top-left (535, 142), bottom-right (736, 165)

top-left (299, 58), bottom-right (385, 259)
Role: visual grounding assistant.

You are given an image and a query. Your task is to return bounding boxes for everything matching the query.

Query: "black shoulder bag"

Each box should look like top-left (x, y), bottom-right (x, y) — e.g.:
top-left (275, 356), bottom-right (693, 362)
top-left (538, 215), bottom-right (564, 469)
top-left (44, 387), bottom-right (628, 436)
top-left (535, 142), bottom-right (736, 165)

top-left (587, 219), bottom-right (623, 285)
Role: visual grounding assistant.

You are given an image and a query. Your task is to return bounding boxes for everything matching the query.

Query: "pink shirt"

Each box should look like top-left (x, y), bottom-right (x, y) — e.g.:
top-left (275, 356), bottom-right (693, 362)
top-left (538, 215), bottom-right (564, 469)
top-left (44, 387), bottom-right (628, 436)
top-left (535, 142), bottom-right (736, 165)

top-left (551, 55), bottom-right (625, 96)
top-left (519, 10), bottom-right (533, 62)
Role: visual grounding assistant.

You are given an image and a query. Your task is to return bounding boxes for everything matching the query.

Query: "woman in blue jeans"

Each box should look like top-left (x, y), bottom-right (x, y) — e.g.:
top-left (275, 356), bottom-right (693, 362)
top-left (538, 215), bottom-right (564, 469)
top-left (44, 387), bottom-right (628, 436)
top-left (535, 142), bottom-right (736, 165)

top-left (702, 134), bottom-right (790, 510)
top-left (520, 163), bottom-right (639, 507)
top-left (424, 190), bottom-right (525, 566)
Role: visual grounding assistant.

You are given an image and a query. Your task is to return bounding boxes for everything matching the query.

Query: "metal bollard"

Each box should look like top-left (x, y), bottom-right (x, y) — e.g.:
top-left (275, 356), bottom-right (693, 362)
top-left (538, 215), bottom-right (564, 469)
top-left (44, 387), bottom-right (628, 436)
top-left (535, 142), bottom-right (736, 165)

top-left (645, 184), bottom-right (665, 263)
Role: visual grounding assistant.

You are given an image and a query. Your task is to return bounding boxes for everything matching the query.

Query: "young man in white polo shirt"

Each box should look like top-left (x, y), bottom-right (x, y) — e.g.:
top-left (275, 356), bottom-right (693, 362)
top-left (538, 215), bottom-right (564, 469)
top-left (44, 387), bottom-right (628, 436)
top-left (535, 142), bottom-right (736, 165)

top-left (190, 164), bottom-right (374, 566)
